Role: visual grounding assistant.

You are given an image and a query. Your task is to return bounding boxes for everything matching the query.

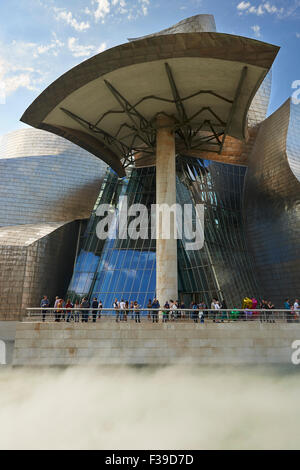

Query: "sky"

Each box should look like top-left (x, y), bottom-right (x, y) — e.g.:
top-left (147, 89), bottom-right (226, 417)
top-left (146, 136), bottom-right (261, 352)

top-left (0, 0), bottom-right (299, 136)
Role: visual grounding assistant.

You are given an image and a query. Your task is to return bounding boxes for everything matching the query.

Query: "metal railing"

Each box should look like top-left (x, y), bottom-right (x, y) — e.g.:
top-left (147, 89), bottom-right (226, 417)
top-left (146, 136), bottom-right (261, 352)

top-left (25, 308), bottom-right (300, 323)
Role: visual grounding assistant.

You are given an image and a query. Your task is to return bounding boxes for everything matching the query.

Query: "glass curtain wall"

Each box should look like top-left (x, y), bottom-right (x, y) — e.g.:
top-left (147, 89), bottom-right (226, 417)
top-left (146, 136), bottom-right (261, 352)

top-left (67, 157), bottom-right (259, 308)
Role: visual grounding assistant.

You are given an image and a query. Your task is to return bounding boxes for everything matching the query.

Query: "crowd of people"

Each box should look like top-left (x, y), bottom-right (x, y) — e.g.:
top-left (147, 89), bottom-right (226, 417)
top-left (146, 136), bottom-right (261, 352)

top-left (39, 295), bottom-right (300, 323)
top-left (39, 296), bottom-right (204, 323)
top-left (240, 296), bottom-right (300, 322)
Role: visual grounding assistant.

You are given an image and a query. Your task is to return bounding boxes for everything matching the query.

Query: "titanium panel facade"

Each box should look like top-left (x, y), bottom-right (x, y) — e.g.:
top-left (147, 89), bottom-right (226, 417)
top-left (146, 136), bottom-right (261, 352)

top-left (0, 128), bottom-right (107, 319)
top-left (0, 128), bottom-right (107, 226)
top-left (0, 222), bottom-right (79, 320)
top-left (244, 99), bottom-right (300, 306)
top-left (247, 71), bottom-right (272, 129)
top-left (128, 14), bottom-right (217, 40)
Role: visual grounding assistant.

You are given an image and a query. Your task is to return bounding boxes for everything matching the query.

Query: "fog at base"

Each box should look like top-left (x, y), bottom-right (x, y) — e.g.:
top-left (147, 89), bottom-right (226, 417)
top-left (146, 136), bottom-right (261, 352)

top-left (0, 366), bottom-right (299, 450)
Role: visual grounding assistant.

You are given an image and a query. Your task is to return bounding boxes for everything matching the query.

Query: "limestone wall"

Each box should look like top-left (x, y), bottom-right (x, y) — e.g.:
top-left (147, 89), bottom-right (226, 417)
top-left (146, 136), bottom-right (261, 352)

top-left (13, 322), bottom-right (300, 366)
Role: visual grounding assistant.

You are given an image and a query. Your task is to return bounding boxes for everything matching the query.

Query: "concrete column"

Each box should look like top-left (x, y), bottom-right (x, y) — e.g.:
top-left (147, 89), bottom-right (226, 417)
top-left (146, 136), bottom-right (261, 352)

top-left (155, 114), bottom-right (178, 308)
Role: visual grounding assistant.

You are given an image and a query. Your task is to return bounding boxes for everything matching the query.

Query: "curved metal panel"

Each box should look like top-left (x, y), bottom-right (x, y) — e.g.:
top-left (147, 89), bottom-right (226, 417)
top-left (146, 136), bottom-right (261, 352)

top-left (244, 99), bottom-right (300, 306)
top-left (128, 14), bottom-right (217, 40)
top-left (287, 99), bottom-right (300, 181)
top-left (0, 221), bottom-right (79, 320)
top-left (0, 128), bottom-right (107, 226)
top-left (247, 70), bottom-right (272, 128)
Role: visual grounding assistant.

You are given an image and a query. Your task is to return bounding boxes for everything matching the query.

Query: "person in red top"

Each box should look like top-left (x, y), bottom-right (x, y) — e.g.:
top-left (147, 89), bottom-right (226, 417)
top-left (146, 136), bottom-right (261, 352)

top-left (66, 299), bottom-right (74, 322)
top-left (251, 297), bottom-right (259, 320)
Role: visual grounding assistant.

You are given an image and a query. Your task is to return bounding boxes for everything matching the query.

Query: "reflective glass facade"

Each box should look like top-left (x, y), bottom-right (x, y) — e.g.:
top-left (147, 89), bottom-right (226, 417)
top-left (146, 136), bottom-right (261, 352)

top-left (68, 167), bottom-right (157, 309)
top-left (67, 157), bottom-right (259, 308)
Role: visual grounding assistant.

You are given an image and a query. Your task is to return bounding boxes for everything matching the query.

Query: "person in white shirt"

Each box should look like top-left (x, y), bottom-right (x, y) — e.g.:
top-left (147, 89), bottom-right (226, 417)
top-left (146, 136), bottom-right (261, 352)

top-left (213, 300), bottom-right (221, 323)
top-left (113, 298), bottom-right (120, 322)
top-left (170, 299), bottom-right (177, 321)
top-left (294, 299), bottom-right (300, 322)
top-left (119, 299), bottom-right (126, 321)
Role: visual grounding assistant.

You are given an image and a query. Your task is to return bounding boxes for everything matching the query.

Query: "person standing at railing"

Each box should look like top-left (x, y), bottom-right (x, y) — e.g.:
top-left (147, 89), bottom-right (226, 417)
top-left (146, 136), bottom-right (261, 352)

top-left (134, 301), bottom-right (141, 323)
top-left (230, 309), bottom-right (239, 321)
top-left (284, 298), bottom-right (291, 322)
top-left (91, 297), bottom-right (98, 323)
top-left (180, 301), bottom-right (186, 319)
top-left (147, 299), bottom-right (152, 321)
top-left (192, 302), bottom-right (198, 323)
top-left (221, 299), bottom-right (227, 322)
top-left (66, 299), bottom-right (73, 322)
top-left (294, 299), bottom-right (300, 323)
top-left (198, 302), bottom-right (205, 323)
top-left (152, 298), bottom-right (160, 323)
top-left (198, 301), bottom-right (205, 319)
top-left (267, 300), bottom-right (275, 323)
top-left (114, 298), bottom-right (120, 322)
top-left (163, 301), bottom-right (169, 322)
top-left (55, 298), bottom-right (64, 322)
top-left (251, 297), bottom-right (259, 320)
top-left (54, 296), bottom-right (60, 322)
top-left (214, 300), bottom-right (221, 323)
top-left (176, 300), bottom-right (181, 320)
top-left (170, 300), bottom-right (177, 321)
top-left (98, 300), bottom-right (103, 320)
top-left (129, 300), bottom-right (134, 320)
top-left (81, 297), bottom-right (90, 322)
top-left (211, 298), bottom-right (219, 322)
top-left (119, 299), bottom-right (126, 322)
top-left (124, 300), bottom-right (129, 322)
top-left (74, 300), bottom-right (80, 322)
top-left (40, 295), bottom-right (49, 322)
top-left (260, 299), bottom-right (268, 322)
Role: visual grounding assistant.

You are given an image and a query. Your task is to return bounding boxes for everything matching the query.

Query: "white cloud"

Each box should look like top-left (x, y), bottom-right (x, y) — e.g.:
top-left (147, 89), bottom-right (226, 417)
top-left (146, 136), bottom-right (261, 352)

top-left (35, 35), bottom-right (64, 57)
top-left (3, 74), bottom-right (37, 94)
top-left (0, 55), bottom-right (43, 96)
top-left (237, 1), bottom-right (251, 9)
top-left (92, 0), bottom-right (150, 23)
top-left (296, 32), bottom-right (300, 37)
top-left (264, 1), bottom-right (280, 13)
top-left (237, 1), bottom-right (284, 17)
top-left (0, 33), bottom-right (65, 98)
top-left (93, 0), bottom-right (111, 22)
top-left (251, 24), bottom-right (262, 37)
top-left (114, 0), bottom-right (128, 15)
top-left (139, 0), bottom-right (150, 16)
top-left (67, 37), bottom-right (107, 58)
top-left (54, 8), bottom-right (90, 31)
top-left (9, 35), bottom-right (64, 59)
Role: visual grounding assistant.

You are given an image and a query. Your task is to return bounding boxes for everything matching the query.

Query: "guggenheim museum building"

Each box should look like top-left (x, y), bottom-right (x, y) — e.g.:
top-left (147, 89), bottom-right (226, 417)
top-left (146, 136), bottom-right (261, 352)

top-left (0, 14), bottom-right (299, 319)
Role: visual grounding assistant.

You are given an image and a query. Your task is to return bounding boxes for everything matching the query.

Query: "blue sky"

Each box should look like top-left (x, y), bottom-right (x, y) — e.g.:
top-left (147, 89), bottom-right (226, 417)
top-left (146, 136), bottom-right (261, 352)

top-left (0, 0), bottom-right (299, 136)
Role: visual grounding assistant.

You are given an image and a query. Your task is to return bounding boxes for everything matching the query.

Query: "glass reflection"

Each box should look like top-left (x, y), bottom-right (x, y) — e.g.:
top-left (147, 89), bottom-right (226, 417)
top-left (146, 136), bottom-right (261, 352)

top-left (67, 158), bottom-right (259, 308)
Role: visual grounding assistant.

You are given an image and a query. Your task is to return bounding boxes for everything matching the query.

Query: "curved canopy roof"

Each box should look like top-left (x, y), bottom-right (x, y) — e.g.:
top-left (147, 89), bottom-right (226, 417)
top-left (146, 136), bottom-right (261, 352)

top-left (21, 32), bottom-right (279, 177)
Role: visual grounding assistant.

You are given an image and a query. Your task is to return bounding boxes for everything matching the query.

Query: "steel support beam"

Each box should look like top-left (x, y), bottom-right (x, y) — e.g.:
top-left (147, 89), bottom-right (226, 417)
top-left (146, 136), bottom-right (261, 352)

top-left (219, 66), bottom-right (248, 154)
